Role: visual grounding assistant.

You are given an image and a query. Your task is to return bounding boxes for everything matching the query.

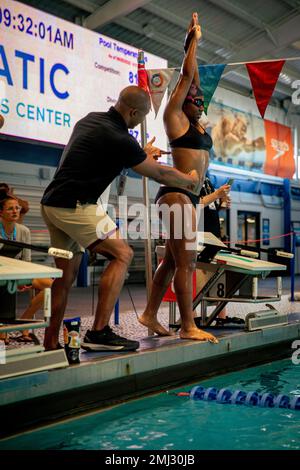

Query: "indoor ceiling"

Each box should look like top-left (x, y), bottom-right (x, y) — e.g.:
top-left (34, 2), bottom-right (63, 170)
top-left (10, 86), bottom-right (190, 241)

top-left (19, 0), bottom-right (300, 109)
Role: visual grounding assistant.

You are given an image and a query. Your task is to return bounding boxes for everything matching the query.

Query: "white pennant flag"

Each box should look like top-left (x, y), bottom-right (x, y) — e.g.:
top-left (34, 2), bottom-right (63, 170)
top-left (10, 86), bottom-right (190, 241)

top-left (146, 68), bottom-right (176, 117)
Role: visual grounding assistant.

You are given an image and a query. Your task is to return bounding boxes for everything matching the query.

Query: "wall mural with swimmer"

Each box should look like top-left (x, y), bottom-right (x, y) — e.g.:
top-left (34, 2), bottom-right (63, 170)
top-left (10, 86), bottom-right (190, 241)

top-left (205, 100), bottom-right (295, 178)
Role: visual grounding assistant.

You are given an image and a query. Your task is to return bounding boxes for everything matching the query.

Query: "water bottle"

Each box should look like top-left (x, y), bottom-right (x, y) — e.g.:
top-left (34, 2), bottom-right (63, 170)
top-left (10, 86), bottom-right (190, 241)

top-left (63, 317), bottom-right (81, 364)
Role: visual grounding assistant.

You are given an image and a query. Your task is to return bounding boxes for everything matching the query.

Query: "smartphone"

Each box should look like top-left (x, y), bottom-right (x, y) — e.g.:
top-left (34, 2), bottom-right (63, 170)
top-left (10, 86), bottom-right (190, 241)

top-left (227, 178), bottom-right (234, 186)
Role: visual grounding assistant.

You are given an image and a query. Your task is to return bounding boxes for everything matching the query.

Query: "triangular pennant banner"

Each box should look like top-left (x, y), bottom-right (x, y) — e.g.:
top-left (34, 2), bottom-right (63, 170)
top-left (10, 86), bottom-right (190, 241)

top-left (146, 68), bottom-right (176, 117)
top-left (198, 64), bottom-right (226, 114)
top-left (137, 51), bottom-right (150, 94)
top-left (246, 60), bottom-right (285, 118)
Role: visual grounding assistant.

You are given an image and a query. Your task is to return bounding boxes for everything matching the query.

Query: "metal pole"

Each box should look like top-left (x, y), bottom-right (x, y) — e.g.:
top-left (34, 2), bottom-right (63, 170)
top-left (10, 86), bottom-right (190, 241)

top-left (138, 51), bottom-right (153, 300)
top-left (291, 231), bottom-right (296, 302)
top-left (44, 287), bottom-right (51, 321)
top-left (141, 119), bottom-right (153, 300)
top-left (294, 126), bottom-right (299, 181)
top-left (114, 299), bottom-right (120, 325)
top-left (169, 302), bottom-right (176, 331)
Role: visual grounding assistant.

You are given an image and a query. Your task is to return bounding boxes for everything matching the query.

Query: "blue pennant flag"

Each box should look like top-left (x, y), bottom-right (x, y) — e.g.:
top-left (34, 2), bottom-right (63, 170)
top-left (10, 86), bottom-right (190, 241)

top-left (198, 64), bottom-right (226, 114)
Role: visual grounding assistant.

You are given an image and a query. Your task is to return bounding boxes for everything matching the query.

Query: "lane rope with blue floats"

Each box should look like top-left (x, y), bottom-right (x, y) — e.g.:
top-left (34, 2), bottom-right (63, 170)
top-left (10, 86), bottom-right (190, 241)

top-left (170, 386), bottom-right (300, 410)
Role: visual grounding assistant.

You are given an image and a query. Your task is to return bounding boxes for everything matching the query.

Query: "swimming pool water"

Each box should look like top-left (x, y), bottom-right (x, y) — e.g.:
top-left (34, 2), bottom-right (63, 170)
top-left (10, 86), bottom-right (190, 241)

top-left (1, 358), bottom-right (299, 450)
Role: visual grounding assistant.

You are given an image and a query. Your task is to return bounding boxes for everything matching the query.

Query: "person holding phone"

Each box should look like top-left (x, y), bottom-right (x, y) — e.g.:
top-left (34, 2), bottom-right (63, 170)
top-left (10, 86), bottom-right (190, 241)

top-left (200, 176), bottom-right (232, 237)
top-left (199, 174), bottom-right (244, 325)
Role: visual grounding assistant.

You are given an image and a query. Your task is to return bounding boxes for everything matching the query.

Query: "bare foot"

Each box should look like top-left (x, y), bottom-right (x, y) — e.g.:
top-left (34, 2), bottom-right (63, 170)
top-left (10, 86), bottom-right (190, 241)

top-left (180, 327), bottom-right (219, 343)
top-left (138, 314), bottom-right (174, 336)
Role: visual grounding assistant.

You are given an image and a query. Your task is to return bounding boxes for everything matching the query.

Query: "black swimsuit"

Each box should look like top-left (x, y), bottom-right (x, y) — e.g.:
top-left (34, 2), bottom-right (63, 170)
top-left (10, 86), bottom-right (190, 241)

top-left (169, 123), bottom-right (212, 151)
top-left (155, 125), bottom-right (213, 208)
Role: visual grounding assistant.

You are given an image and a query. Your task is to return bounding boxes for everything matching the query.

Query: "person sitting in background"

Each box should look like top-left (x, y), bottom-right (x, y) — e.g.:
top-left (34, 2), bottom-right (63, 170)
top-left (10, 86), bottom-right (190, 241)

top-left (0, 183), bottom-right (30, 224)
top-left (199, 175), bottom-right (244, 326)
top-left (0, 190), bottom-right (52, 343)
top-left (0, 190), bottom-right (31, 261)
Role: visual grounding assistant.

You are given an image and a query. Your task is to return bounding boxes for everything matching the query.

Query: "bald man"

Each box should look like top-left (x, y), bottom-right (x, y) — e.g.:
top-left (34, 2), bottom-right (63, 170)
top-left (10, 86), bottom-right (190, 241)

top-left (41, 86), bottom-right (200, 352)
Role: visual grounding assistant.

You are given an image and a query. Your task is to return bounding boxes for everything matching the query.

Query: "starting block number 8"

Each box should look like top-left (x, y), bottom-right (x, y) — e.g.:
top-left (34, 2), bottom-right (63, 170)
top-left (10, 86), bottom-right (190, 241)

top-left (209, 274), bottom-right (226, 298)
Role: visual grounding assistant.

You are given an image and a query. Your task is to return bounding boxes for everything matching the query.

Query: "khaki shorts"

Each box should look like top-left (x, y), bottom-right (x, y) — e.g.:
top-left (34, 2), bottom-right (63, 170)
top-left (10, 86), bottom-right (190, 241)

top-left (41, 203), bottom-right (117, 254)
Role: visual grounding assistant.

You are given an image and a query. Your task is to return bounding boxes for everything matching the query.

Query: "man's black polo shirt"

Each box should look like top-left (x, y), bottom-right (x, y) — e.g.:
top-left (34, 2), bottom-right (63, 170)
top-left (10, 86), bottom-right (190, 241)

top-left (41, 107), bottom-right (147, 208)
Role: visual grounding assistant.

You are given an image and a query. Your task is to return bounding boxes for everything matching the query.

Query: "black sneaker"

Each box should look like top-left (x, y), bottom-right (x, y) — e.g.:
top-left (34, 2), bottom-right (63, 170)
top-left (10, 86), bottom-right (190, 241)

top-left (81, 326), bottom-right (139, 352)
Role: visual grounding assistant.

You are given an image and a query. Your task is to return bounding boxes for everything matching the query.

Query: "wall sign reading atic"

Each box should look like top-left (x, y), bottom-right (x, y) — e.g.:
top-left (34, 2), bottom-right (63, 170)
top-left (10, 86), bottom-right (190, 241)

top-left (0, 0), bottom-right (168, 149)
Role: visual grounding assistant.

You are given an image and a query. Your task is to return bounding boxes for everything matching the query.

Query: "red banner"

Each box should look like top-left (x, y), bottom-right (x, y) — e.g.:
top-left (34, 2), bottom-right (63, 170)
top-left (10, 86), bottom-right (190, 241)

top-left (246, 60), bottom-right (285, 118)
top-left (264, 119), bottom-right (295, 178)
top-left (137, 51), bottom-right (149, 93)
top-left (160, 266), bottom-right (196, 302)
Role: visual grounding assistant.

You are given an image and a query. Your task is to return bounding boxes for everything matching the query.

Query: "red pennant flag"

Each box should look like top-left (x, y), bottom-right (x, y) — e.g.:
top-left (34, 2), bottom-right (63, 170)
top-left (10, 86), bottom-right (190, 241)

top-left (137, 51), bottom-right (149, 94)
top-left (246, 60), bottom-right (285, 118)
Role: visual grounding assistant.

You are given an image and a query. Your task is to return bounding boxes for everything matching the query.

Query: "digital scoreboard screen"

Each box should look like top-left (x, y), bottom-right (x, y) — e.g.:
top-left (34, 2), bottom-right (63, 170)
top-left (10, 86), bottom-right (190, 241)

top-left (0, 0), bottom-right (168, 149)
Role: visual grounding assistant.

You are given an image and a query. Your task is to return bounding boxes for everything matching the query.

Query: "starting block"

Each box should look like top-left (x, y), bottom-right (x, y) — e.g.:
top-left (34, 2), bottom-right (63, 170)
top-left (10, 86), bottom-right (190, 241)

top-left (156, 233), bottom-right (288, 330)
top-left (0, 256), bottom-right (69, 379)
